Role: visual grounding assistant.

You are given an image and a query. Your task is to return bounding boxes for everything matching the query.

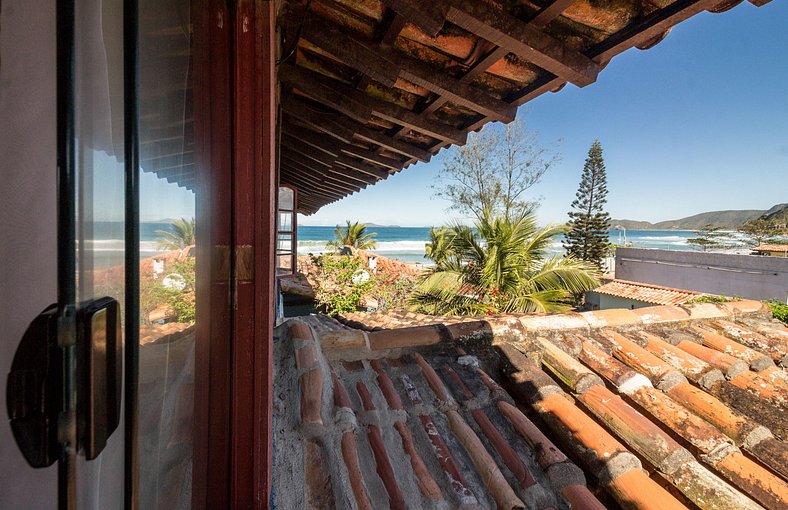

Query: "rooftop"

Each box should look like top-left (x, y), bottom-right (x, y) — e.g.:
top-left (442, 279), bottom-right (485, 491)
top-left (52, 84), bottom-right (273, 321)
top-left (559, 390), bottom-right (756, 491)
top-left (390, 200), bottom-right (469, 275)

top-left (274, 300), bottom-right (788, 509)
top-left (754, 244), bottom-right (788, 253)
top-left (591, 279), bottom-right (702, 306)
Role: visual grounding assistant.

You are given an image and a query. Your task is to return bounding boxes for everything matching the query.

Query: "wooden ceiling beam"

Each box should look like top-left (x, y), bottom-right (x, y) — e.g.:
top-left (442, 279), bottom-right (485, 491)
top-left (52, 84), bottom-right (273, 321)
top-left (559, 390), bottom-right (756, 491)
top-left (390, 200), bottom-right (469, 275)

top-left (282, 96), bottom-right (432, 162)
top-left (378, 0), bottom-right (448, 37)
top-left (280, 65), bottom-right (466, 145)
top-left (279, 66), bottom-right (373, 125)
top-left (279, 175), bottom-right (343, 201)
top-left (334, 155), bottom-right (391, 180)
top-left (282, 121), bottom-right (341, 157)
top-left (279, 177), bottom-right (338, 201)
top-left (444, 0), bottom-right (599, 86)
top-left (529, 0), bottom-right (577, 28)
top-left (280, 162), bottom-right (361, 194)
top-left (281, 135), bottom-right (336, 167)
top-left (282, 120), bottom-right (402, 172)
top-left (301, 19), bottom-right (516, 122)
top-left (280, 152), bottom-right (374, 187)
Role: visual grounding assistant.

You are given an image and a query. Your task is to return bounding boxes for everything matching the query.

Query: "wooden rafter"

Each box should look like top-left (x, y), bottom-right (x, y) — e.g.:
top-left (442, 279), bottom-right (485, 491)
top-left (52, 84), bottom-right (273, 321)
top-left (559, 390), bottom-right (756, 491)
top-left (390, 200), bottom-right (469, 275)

top-left (444, 0), bottom-right (599, 87)
top-left (378, 0), bottom-right (448, 37)
top-left (279, 64), bottom-right (467, 145)
top-left (281, 96), bottom-right (432, 162)
top-left (299, 18), bottom-right (516, 122)
top-left (282, 120), bottom-right (401, 172)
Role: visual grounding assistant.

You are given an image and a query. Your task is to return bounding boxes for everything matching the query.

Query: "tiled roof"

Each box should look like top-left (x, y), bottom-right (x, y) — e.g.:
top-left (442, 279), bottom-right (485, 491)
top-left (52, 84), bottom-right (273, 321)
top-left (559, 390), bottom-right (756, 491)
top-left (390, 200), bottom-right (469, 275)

top-left (275, 300), bottom-right (788, 509)
top-left (754, 244), bottom-right (788, 253)
top-left (591, 279), bottom-right (701, 306)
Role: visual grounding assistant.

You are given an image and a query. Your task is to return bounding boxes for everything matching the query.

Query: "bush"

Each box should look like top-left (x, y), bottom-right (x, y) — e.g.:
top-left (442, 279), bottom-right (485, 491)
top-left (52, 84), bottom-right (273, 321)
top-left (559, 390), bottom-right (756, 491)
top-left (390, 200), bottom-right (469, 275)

top-left (766, 300), bottom-right (788, 325)
top-left (370, 267), bottom-right (418, 311)
top-left (311, 254), bottom-right (375, 315)
top-left (687, 295), bottom-right (734, 304)
top-left (155, 258), bottom-right (196, 323)
top-left (140, 257), bottom-right (196, 324)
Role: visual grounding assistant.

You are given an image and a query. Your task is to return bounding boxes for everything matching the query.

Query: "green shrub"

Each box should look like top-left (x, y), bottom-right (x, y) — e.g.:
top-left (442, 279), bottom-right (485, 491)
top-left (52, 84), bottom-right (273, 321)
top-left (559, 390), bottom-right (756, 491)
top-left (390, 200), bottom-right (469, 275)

top-left (766, 300), bottom-right (788, 325)
top-left (311, 254), bottom-right (375, 315)
top-left (139, 257), bottom-right (196, 324)
top-left (687, 295), bottom-right (733, 304)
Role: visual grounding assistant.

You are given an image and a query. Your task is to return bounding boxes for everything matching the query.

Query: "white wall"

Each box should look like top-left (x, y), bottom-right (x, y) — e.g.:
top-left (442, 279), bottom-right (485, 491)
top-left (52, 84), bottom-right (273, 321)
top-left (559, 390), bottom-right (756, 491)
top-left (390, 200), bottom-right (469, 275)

top-left (615, 248), bottom-right (788, 302)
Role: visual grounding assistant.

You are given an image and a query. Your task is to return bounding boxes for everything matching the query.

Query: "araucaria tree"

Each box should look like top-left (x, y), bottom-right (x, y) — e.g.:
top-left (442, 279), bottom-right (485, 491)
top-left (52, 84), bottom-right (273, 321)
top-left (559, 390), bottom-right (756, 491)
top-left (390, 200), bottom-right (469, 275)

top-left (433, 116), bottom-right (559, 221)
top-left (564, 140), bottom-right (611, 268)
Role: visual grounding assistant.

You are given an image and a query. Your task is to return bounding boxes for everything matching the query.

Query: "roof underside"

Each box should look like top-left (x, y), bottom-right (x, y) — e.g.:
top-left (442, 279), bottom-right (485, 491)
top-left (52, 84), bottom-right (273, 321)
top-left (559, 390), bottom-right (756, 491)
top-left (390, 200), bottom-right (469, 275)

top-left (278, 0), bottom-right (769, 214)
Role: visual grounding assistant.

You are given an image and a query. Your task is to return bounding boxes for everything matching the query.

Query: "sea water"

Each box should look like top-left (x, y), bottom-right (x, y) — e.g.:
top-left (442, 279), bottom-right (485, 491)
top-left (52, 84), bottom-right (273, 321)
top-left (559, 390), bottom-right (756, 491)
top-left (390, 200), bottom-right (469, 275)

top-left (84, 223), bottom-right (750, 267)
top-left (297, 226), bottom-right (730, 263)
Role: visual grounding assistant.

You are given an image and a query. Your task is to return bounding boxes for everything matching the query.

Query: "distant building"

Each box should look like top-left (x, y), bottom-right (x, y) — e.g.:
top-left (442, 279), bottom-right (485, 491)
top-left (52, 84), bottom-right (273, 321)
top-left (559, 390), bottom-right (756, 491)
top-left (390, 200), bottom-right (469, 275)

top-left (586, 278), bottom-right (701, 310)
top-left (753, 244), bottom-right (788, 257)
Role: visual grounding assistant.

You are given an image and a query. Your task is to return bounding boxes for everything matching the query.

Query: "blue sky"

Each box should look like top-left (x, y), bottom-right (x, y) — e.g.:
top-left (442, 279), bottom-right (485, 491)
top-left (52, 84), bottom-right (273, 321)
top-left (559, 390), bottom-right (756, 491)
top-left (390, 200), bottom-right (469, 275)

top-left (300, 2), bottom-right (787, 227)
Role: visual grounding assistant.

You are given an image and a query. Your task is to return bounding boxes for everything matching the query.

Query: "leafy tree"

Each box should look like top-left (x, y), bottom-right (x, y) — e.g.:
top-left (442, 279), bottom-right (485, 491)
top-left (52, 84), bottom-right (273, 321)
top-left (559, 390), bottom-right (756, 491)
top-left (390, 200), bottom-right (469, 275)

top-left (738, 219), bottom-right (788, 246)
top-left (687, 225), bottom-right (736, 252)
top-left (564, 140), bottom-right (611, 268)
top-left (433, 116), bottom-right (559, 221)
top-left (156, 217), bottom-right (195, 251)
top-left (409, 209), bottom-right (600, 315)
top-left (328, 221), bottom-right (377, 250)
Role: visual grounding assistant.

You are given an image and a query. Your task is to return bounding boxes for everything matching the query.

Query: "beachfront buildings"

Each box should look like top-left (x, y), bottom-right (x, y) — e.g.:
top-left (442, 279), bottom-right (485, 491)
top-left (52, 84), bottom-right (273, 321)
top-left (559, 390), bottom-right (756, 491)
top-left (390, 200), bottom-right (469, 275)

top-left (0, 0), bottom-right (778, 509)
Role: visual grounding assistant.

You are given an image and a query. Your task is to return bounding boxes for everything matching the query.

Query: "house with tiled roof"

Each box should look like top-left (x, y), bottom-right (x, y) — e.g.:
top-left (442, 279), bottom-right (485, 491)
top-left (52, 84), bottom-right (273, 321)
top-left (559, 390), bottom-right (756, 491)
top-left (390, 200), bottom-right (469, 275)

top-left (754, 244), bottom-right (788, 257)
top-left (276, 299), bottom-right (788, 509)
top-left (586, 279), bottom-right (702, 310)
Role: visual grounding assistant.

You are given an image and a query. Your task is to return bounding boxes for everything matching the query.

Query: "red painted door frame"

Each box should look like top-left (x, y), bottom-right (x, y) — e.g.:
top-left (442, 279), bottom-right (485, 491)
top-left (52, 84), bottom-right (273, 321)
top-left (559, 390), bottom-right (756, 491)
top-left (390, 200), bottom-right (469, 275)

top-left (192, 0), bottom-right (277, 508)
top-left (233, 0), bottom-right (277, 508)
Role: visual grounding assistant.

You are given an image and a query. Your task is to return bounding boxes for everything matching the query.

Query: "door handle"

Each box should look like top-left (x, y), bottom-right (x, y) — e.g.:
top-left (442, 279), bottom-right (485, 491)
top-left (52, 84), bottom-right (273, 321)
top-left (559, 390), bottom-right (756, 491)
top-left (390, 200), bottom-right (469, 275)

top-left (6, 297), bottom-right (123, 466)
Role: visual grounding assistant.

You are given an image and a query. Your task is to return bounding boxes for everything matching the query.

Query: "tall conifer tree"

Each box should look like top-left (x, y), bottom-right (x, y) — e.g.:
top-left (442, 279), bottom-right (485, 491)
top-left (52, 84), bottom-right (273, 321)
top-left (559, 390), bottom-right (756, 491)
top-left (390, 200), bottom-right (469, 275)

top-left (564, 140), bottom-right (611, 267)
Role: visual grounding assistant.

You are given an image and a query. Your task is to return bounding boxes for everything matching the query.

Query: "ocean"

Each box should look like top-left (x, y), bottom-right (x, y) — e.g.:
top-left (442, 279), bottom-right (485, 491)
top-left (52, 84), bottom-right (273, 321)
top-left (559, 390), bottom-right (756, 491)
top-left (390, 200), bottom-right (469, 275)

top-left (298, 226), bottom-right (748, 263)
top-left (83, 223), bottom-right (751, 268)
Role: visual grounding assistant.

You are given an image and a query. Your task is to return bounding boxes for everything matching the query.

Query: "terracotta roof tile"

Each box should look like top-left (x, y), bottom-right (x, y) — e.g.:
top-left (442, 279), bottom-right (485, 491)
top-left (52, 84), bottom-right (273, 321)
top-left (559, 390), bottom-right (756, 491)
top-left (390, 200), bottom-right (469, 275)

top-left (592, 279), bottom-right (700, 306)
top-left (276, 305), bottom-right (788, 510)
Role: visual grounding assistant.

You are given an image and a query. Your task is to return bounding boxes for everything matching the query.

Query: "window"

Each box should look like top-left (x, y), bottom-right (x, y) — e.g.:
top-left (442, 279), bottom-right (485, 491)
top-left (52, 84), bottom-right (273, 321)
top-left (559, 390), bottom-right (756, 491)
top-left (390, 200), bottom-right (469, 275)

top-left (277, 186), bottom-right (297, 275)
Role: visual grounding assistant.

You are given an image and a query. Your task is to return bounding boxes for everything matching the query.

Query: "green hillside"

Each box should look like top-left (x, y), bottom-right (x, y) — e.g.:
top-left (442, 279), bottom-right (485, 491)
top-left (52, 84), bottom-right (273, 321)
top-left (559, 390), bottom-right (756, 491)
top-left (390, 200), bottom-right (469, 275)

top-left (613, 203), bottom-right (786, 230)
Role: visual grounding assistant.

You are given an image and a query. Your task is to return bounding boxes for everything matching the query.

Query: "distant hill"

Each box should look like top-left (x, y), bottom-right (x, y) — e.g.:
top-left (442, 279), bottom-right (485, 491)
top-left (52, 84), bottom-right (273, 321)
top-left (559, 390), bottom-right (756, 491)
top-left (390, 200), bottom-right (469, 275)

top-left (612, 203), bottom-right (787, 230)
top-left (761, 203), bottom-right (788, 223)
top-left (364, 223), bottom-right (401, 228)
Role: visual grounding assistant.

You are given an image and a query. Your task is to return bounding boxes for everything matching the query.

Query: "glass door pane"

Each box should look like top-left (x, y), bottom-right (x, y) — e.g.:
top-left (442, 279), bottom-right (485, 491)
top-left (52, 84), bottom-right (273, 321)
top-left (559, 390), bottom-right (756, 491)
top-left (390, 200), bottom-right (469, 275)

top-left (137, 0), bottom-right (199, 507)
top-left (73, 0), bottom-right (126, 506)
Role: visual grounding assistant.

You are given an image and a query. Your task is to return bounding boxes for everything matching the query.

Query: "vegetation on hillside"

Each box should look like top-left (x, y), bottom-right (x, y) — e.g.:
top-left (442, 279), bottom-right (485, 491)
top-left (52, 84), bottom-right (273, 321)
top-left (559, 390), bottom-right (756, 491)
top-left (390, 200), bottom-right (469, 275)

top-left (611, 203), bottom-right (788, 231)
top-left (433, 116), bottom-right (559, 221)
top-left (564, 140), bottom-right (611, 268)
top-left (411, 209), bottom-right (600, 315)
top-left (328, 221), bottom-right (377, 250)
top-left (686, 225), bottom-right (736, 252)
top-left (738, 218), bottom-right (788, 246)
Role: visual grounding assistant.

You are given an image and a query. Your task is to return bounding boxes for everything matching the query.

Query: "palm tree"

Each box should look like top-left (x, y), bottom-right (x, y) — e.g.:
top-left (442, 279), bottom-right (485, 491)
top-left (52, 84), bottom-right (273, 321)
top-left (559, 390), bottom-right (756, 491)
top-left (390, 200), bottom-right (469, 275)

top-left (424, 227), bottom-right (453, 266)
top-left (327, 221), bottom-right (377, 250)
top-left (409, 209), bottom-right (599, 315)
top-left (156, 217), bottom-right (196, 251)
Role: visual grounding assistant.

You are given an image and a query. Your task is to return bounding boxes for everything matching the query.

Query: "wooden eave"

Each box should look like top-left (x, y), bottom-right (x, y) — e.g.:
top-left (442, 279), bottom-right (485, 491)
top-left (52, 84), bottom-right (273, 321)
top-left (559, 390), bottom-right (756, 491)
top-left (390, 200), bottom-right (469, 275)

top-left (277, 0), bottom-right (770, 215)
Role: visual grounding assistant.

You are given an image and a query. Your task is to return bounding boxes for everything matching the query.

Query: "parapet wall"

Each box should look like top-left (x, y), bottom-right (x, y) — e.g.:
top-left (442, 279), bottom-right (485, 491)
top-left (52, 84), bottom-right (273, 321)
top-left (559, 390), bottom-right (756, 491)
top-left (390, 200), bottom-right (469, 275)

top-left (615, 248), bottom-right (788, 302)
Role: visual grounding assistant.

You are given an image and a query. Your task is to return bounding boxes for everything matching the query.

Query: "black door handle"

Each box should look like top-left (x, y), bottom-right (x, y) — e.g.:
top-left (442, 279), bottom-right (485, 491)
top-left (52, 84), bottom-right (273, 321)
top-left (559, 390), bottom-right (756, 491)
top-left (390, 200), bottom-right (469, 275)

top-left (7, 297), bottom-right (123, 467)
